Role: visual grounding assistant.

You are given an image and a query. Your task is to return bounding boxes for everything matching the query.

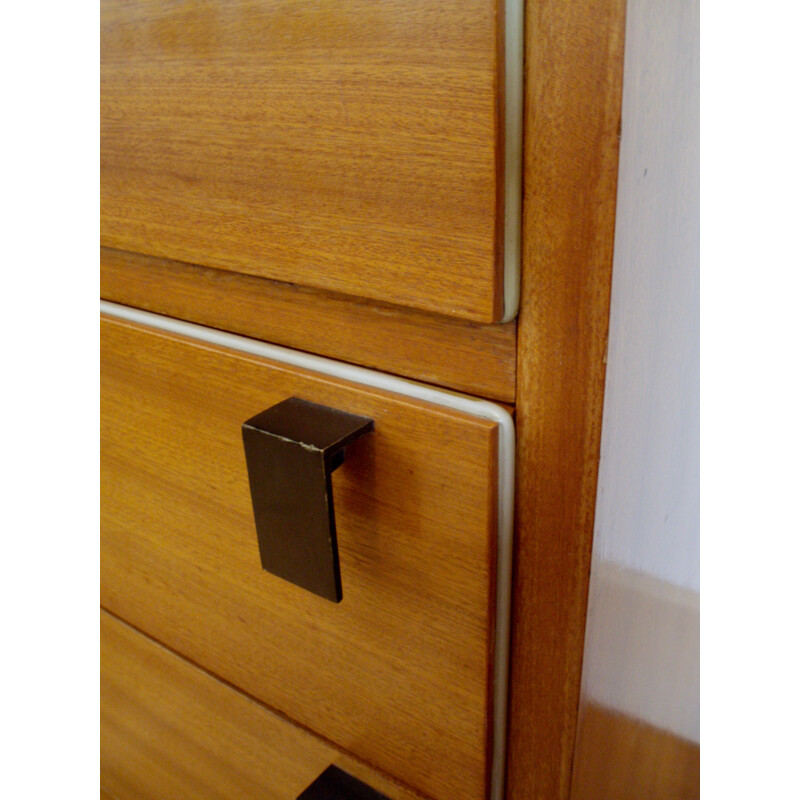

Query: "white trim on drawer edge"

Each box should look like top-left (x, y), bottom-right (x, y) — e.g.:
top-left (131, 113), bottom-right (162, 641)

top-left (100, 300), bottom-right (515, 800)
top-left (503, 0), bottom-right (524, 322)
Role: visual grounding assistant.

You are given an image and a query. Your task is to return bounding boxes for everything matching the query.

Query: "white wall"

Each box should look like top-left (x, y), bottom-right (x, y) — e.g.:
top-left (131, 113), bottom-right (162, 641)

top-left (595, 0), bottom-right (699, 593)
top-left (578, 0), bottom-right (699, 743)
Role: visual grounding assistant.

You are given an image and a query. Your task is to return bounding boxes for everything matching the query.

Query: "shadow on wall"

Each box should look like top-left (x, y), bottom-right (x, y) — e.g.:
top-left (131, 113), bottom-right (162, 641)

top-left (571, 562), bottom-right (699, 800)
top-left (572, 704), bottom-right (699, 800)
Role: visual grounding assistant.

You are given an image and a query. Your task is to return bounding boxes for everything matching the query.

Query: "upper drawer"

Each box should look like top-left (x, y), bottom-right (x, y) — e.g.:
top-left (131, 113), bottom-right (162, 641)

top-left (100, 306), bottom-right (514, 800)
top-left (100, 0), bottom-right (521, 323)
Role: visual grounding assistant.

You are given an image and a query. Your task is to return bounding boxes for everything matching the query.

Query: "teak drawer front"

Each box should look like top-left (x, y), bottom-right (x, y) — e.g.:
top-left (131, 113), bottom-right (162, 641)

top-left (101, 314), bottom-right (501, 800)
top-left (101, 611), bottom-right (423, 800)
top-left (100, 0), bottom-right (513, 323)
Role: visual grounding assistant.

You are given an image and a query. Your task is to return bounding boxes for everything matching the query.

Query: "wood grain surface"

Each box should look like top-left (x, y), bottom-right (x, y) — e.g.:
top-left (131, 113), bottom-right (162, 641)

top-left (100, 0), bottom-right (505, 322)
top-left (100, 315), bottom-right (498, 800)
top-left (505, 0), bottom-right (626, 797)
top-left (570, 703), bottom-right (700, 800)
top-left (101, 611), bottom-right (426, 800)
top-left (100, 247), bottom-right (517, 402)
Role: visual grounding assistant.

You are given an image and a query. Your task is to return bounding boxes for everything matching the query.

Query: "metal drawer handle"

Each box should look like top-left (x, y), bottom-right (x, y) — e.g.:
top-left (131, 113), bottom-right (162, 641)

top-left (242, 397), bottom-right (373, 603)
top-left (297, 766), bottom-right (390, 799)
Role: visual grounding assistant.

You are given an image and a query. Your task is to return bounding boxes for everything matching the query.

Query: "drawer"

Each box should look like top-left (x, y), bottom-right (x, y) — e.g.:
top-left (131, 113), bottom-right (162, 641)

top-left (100, 0), bottom-right (522, 323)
top-left (100, 304), bottom-right (514, 800)
top-left (101, 610), bottom-right (422, 800)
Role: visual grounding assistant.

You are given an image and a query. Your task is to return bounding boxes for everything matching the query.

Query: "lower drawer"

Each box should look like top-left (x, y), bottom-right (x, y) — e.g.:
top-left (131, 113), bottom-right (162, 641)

top-left (100, 306), bottom-right (514, 800)
top-left (100, 611), bottom-right (421, 800)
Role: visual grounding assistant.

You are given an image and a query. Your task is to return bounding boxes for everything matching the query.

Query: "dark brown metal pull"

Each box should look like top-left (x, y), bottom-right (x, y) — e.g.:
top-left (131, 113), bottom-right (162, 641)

top-left (297, 766), bottom-right (390, 799)
top-left (242, 397), bottom-right (373, 602)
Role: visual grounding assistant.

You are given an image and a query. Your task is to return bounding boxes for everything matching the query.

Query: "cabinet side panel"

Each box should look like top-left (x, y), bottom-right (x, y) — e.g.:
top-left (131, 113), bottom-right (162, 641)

top-left (506, 0), bottom-right (626, 797)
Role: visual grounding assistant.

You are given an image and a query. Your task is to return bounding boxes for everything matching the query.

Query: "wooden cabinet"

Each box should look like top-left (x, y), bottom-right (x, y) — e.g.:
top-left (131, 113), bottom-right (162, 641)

top-left (101, 0), bottom-right (628, 798)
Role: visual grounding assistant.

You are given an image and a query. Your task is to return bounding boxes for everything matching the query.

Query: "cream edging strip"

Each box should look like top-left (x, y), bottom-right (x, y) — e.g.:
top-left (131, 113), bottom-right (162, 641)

top-left (502, 0), bottom-right (524, 323)
top-left (101, 300), bottom-right (514, 800)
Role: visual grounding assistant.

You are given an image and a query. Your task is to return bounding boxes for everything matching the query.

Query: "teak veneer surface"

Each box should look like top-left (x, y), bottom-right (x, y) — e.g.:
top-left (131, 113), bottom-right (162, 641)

top-left (101, 0), bottom-right (505, 322)
top-left (100, 316), bottom-right (499, 800)
top-left (506, 0), bottom-right (626, 798)
top-left (101, 611), bottom-right (426, 800)
top-left (100, 247), bottom-right (517, 403)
